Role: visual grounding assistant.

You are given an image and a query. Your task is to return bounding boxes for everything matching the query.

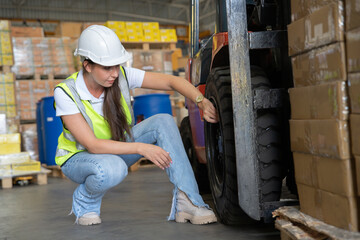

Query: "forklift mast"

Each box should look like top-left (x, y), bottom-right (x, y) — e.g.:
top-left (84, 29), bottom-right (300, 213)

top-left (189, 0), bottom-right (295, 221)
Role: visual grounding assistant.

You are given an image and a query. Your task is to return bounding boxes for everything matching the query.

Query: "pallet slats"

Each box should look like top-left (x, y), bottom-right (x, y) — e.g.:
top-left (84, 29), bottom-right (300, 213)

top-left (274, 207), bottom-right (360, 240)
top-left (0, 167), bottom-right (51, 189)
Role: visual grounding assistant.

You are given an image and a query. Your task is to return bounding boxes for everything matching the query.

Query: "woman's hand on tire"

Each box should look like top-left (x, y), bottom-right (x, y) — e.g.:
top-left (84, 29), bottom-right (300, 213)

top-left (198, 98), bottom-right (219, 123)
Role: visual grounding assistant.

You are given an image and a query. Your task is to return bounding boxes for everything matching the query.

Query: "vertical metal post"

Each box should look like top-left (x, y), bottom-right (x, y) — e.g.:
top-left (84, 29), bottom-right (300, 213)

top-left (190, 0), bottom-right (199, 58)
top-left (225, 0), bottom-right (260, 220)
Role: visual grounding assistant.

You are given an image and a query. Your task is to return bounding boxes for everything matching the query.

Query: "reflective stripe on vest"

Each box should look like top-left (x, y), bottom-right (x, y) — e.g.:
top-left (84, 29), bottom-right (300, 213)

top-left (55, 67), bottom-right (133, 166)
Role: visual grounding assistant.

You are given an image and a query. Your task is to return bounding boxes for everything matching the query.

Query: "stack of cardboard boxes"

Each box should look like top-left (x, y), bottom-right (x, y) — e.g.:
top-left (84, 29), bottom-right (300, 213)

top-left (288, 0), bottom-right (359, 231)
top-left (347, 0), bottom-right (360, 213)
top-left (0, 21), bottom-right (18, 134)
top-left (0, 72), bottom-right (18, 133)
top-left (104, 21), bottom-right (177, 42)
top-left (15, 79), bottom-right (62, 120)
top-left (12, 37), bottom-right (75, 78)
top-left (0, 21), bottom-right (14, 66)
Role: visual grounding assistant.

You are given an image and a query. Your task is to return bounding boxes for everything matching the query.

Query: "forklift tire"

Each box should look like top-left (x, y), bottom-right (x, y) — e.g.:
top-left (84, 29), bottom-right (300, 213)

top-left (204, 66), bottom-right (282, 224)
top-left (180, 116), bottom-right (210, 194)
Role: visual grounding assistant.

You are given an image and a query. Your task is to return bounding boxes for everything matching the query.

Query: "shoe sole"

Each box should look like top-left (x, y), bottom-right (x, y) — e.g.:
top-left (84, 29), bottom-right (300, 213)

top-left (78, 217), bottom-right (102, 226)
top-left (175, 212), bottom-right (217, 225)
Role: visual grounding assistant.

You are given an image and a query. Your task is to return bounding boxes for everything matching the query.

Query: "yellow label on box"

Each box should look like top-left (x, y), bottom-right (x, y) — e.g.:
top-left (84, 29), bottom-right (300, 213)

top-left (0, 21), bottom-right (10, 31)
top-left (12, 161), bottom-right (41, 172)
top-left (1, 45), bottom-right (12, 55)
top-left (0, 133), bottom-right (21, 155)
top-left (143, 35), bottom-right (161, 42)
top-left (142, 22), bottom-right (159, 30)
top-left (115, 29), bottom-right (127, 36)
top-left (2, 55), bottom-right (13, 66)
top-left (127, 35), bottom-right (143, 42)
top-left (3, 73), bottom-right (14, 83)
top-left (3, 105), bottom-right (17, 118)
top-left (105, 21), bottom-right (117, 28)
top-left (125, 22), bottom-right (143, 30)
top-left (0, 32), bottom-right (11, 43)
top-left (117, 36), bottom-right (127, 42)
top-left (5, 84), bottom-right (15, 105)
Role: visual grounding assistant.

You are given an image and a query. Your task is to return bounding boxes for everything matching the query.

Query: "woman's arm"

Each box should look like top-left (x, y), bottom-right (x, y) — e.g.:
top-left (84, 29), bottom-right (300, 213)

top-left (141, 72), bottom-right (218, 123)
top-left (61, 113), bottom-right (172, 170)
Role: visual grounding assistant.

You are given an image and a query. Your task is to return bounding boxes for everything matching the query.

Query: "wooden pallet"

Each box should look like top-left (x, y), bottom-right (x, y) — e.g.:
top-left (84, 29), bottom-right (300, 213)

top-left (273, 206), bottom-right (360, 240)
top-left (128, 158), bottom-right (154, 172)
top-left (42, 164), bottom-right (66, 178)
top-left (0, 167), bottom-right (51, 189)
top-left (15, 73), bottom-right (68, 81)
top-left (122, 42), bottom-right (177, 51)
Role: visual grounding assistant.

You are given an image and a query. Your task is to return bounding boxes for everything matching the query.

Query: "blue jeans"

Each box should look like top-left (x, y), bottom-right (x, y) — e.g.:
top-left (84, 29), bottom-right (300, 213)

top-left (61, 114), bottom-right (208, 221)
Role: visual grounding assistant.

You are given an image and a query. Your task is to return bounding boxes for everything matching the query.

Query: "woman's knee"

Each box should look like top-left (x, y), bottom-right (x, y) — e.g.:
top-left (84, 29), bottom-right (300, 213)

top-left (95, 155), bottom-right (128, 187)
top-left (153, 114), bottom-right (177, 130)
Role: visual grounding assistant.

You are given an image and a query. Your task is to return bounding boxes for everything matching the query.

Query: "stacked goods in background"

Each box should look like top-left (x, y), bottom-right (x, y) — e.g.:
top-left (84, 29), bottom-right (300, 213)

top-left (288, 0), bottom-right (359, 231)
top-left (0, 73), bottom-right (19, 133)
top-left (15, 79), bottom-right (62, 120)
top-left (0, 20), bottom-right (14, 66)
top-left (104, 21), bottom-right (177, 43)
top-left (103, 21), bottom-right (183, 125)
top-left (0, 20), bottom-right (18, 134)
top-left (347, 0), bottom-right (360, 204)
top-left (11, 37), bottom-right (75, 78)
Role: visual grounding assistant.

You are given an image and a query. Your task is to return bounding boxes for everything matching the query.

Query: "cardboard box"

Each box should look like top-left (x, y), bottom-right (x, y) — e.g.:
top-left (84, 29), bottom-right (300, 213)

top-left (349, 73), bottom-right (360, 114)
top-left (297, 184), bottom-right (359, 231)
top-left (125, 22), bottom-right (143, 31)
top-left (346, 0), bottom-right (360, 31)
top-left (290, 119), bottom-right (350, 159)
top-left (346, 27), bottom-right (360, 73)
top-left (293, 152), bottom-right (355, 196)
top-left (55, 22), bottom-right (82, 38)
top-left (297, 184), bottom-right (323, 220)
top-left (293, 152), bottom-right (318, 187)
top-left (290, 0), bottom-right (341, 22)
top-left (130, 50), bottom-right (172, 72)
top-left (289, 81), bottom-right (348, 120)
top-left (288, 2), bottom-right (344, 56)
top-left (142, 22), bottom-right (159, 31)
top-left (0, 133), bottom-right (21, 154)
top-left (12, 160), bottom-right (41, 172)
top-left (11, 27), bottom-right (44, 38)
top-left (291, 42), bottom-right (346, 86)
top-left (321, 190), bottom-right (358, 231)
top-left (0, 20), bottom-right (10, 31)
top-left (355, 155), bottom-right (360, 196)
top-left (350, 114), bottom-right (360, 155)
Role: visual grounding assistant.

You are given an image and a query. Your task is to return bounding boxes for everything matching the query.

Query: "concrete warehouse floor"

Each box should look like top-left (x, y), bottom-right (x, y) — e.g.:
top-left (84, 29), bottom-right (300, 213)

top-left (0, 165), bottom-right (280, 240)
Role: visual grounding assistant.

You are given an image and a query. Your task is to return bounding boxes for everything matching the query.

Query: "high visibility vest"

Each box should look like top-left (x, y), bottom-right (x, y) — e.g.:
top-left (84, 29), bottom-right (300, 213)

top-left (54, 67), bottom-right (133, 166)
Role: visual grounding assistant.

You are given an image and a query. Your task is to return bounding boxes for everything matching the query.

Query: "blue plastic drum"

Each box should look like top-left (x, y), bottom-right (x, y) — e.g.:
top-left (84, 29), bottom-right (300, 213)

top-left (38, 96), bottom-right (63, 166)
top-left (133, 93), bottom-right (172, 124)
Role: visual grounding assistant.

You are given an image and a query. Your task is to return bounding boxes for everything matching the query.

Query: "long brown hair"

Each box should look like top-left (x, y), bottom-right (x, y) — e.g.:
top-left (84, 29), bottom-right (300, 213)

top-left (83, 60), bottom-right (132, 141)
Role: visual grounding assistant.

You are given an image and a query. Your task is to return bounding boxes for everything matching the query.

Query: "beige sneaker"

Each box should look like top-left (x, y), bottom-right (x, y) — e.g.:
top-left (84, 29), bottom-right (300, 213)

top-left (175, 191), bottom-right (217, 225)
top-left (78, 212), bottom-right (102, 226)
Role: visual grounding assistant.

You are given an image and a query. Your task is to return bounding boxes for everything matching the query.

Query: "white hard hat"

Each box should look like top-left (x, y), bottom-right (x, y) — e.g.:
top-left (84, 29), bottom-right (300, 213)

top-left (74, 25), bottom-right (131, 66)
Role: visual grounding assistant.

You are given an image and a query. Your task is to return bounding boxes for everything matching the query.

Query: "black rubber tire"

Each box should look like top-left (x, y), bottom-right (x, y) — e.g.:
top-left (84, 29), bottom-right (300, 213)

top-left (180, 116), bottom-right (210, 194)
top-left (204, 66), bottom-right (283, 224)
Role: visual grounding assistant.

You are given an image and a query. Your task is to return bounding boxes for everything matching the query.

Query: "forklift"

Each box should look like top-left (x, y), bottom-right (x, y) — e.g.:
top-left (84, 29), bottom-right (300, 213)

top-left (180, 0), bottom-right (298, 224)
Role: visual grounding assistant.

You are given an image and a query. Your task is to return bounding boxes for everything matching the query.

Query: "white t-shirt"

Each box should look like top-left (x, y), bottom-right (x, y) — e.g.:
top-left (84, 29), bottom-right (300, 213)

top-left (54, 67), bottom-right (145, 117)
